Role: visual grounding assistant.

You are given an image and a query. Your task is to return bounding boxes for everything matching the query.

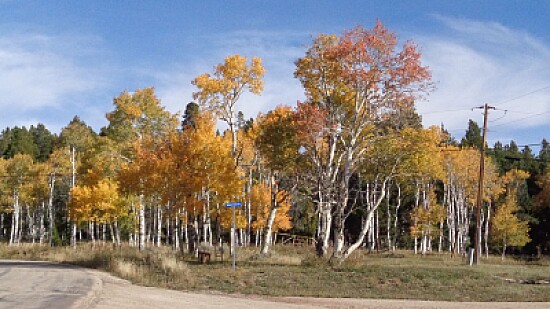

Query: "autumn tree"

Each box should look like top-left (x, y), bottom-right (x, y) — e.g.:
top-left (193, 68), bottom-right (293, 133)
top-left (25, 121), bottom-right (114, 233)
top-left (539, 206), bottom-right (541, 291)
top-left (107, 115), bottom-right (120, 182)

top-left (59, 116), bottom-right (97, 246)
top-left (44, 147), bottom-right (71, 246)
top-left (166, 111), bottom-right (243, 250)
top-left (250, 183), bottom-right (292, 246)
top-left (293, 101), bottom-right (334, 254)
top-left (76, 136), bottom-right (132, 245)
top-left (491, 195), bottom-right (530, 259)
top-left (389, 127), bottom-right (444, 254)
top-left (294, 21), bottom-right (431, 261)
top-left (105, 88), bottom-right (178, 250)
top-left (192, 54), bottom-right (265, 159)
top-left (254, 106), bottom-right (299, 254)
top-left (344, 127), bottom-right (442, 256)
top-left (70, 178), bottom-right (124, 245)
top-left (5, 154), bottom-right (34, 245)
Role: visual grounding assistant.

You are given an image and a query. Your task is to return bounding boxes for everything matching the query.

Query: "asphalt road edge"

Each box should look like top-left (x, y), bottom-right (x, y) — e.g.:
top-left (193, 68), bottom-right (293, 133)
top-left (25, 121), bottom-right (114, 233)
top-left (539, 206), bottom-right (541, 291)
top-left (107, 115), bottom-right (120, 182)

top-left (70, 269), bottom-right (103, 309)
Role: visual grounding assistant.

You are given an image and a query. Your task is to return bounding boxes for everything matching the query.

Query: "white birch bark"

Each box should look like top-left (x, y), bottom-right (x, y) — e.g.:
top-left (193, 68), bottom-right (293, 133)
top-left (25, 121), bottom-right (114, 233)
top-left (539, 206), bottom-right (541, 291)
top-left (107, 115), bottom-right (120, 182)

top-left (157, 205), bottom-right (162, 247)
top-left (174, 213), bottom-right (180, 250)
top-left (340, 179), bottom-right (388, 261)
top-left (48, 173), bottom-right (55, 246)
top-left (70, 146), bottom-right (77, 248)
top-left (139, 195), bottom-right (146, 250)
top-left (39, 202), bottom-right (45, 244)
top-left (10, 191), bottom-right (20, 246)
top-left (392, 183), bottom-right (401, 251)
top-left (260, 176), bottom-right (280, 255)
top-left (90, 221), bottom-right (95, 245)
top-left (386, 183), bottom-right (391, 250)
top-left (484, 203), bottom-right (491, 258)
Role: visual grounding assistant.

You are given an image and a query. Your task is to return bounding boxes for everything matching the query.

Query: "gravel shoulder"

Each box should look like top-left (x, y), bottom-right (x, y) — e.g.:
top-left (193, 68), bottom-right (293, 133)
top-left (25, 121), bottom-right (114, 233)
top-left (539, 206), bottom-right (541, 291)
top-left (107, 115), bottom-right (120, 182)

top-left (1, 260), bottom-right (548, 309)
top-left (81, 268), bottom-right (550, 309)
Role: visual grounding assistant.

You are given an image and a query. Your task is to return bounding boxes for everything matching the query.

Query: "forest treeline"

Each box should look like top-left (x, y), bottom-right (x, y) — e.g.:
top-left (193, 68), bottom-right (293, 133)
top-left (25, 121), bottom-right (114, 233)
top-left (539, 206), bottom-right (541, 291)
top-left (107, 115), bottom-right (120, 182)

top-left (1, 21), bottom-right (549, 261)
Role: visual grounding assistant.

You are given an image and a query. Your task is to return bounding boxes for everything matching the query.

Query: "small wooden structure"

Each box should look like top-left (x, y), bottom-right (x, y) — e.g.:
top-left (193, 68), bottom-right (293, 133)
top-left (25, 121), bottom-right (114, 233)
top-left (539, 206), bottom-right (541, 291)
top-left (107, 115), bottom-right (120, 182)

top-left (198, 250), bottom-right (211, 263)
top-left (197, 243), bottom-right (225, 264)
top-left (276, 233), bottom-right (317, 246)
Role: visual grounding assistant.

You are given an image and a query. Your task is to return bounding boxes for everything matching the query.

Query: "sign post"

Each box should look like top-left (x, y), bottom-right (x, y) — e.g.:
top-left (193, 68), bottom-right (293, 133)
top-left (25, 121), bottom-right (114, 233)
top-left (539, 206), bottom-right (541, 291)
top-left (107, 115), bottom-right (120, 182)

top-left (225, 202), bottom-right (242, 271)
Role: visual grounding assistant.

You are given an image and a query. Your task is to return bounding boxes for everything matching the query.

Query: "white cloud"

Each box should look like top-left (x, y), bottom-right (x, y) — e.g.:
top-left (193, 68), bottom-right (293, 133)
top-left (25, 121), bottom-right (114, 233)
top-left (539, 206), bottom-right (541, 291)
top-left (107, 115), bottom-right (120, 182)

top-left (0, 29), bottom-right (110, 131)
top-left (6, 17), bottom-right (548, 147)
top-left (417, 16), bottom-right (550, 143)
top-left (156, 23), bottom-right (550, 146)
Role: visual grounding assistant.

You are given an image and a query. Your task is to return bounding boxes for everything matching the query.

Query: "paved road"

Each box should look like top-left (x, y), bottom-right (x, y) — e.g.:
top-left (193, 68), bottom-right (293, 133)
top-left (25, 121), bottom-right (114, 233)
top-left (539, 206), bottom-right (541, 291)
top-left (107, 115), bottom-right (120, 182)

top-left (1, 260), bottom-right (549, 309)
top-left (0, 260), bottom-right (94, 309)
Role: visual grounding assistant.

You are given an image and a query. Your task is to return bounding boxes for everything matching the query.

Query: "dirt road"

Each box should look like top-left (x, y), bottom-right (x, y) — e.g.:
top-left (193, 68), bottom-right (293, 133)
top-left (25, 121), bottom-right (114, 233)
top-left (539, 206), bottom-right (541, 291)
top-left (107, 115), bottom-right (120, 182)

top-left (1, 260), bottom-right (549, 309)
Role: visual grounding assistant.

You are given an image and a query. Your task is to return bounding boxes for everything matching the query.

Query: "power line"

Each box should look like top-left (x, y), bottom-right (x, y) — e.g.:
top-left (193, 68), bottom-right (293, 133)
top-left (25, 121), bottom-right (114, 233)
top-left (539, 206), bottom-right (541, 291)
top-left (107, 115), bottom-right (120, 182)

top-left (497, 109), bottom-right (545, 115)
top-left (490, 110), bottom-right (550, 128)
top-left (494, 84), bottom-right (550, 108)
top-left (488, 109), bottom-right (508, 123)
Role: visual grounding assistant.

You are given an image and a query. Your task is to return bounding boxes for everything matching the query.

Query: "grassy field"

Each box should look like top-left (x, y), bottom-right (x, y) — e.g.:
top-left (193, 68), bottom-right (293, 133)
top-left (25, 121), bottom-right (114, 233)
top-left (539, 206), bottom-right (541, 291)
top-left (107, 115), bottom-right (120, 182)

top-left (0, 243), bottom-right (549, 302)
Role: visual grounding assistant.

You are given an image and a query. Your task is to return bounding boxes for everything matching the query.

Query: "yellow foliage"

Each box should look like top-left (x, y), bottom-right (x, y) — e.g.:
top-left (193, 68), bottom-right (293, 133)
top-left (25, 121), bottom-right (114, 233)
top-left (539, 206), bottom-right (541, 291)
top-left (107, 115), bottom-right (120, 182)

top-left (219, 207), bottom-right (247, 230)
top-left (106, 87), bottom-right (178, 145)
top-left (167, 111), bottom-right (244, 219)
top-left (192, 55), bottom-right (265, 121)
top-left (491, 195), bottom-right (530, 249)
top-left (441, 147), bottom-right (502, 206)
top-left (501, 169), bottom-right (529, 194)
top-left (69, 178), bottom-right (127, 223)
top-left (255, 105), bottom-right (300, 172)
top-left (410, 186), bottom-right (445, 237)
top-left (250, 183), bottom-right (292, 232)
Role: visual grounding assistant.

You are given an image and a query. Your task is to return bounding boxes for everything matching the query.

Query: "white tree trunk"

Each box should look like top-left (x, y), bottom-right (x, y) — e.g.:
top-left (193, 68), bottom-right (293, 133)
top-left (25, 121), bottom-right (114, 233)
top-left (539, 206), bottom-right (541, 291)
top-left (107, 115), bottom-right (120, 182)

top-left (174, 215), bottom-right (180, 250)
top-left (102, 223), bottom-right (107, 243)
top-left (392, 184), bottom-right (401, 251)
top-left (10, 192), bottom-right (20, 246)
top-left (485, 203), bottom-right (491, 258)
top-left (321, 205), bottom-right (332, 256)
top-left (39, 202), bottom-right (45, 244)
top-left (114, 221), bottom-right (121, 245)
top-left (386, 184), bottom-right (391, 250)
top-left (28, 204), bottom-right (35, 244)
top-left (139, 195), bottom-right (146, 251)
top-left (48, 173), bottom-right (55, 246)
top-left (90, 221), bottom-right (95, 245)
top-left (340, 181), bottom-right (388, 261)
top-left (157, 206), bottom-right (162, 247)
top-left (260, 207), bottom-right (277, 255)
top-left (70, 146), bottom-right (77, 248)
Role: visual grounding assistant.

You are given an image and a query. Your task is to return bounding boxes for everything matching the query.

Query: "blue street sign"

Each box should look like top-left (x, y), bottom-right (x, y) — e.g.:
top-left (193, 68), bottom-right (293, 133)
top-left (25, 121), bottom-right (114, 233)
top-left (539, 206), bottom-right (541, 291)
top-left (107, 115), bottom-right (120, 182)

top-left (225, 202), bottom-right (242, 208)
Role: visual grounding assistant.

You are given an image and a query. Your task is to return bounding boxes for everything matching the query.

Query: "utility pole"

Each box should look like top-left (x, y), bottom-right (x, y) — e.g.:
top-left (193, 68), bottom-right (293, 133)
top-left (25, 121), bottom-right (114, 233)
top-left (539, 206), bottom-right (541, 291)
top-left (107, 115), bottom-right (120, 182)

top-left (474, 103), bottom-right (495, 265)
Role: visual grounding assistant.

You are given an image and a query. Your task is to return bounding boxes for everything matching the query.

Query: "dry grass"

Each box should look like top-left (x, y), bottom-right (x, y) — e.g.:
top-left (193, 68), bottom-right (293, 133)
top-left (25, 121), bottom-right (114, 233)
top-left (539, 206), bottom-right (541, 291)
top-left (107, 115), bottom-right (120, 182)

top-left (0, 243), bottom-right (549, 301)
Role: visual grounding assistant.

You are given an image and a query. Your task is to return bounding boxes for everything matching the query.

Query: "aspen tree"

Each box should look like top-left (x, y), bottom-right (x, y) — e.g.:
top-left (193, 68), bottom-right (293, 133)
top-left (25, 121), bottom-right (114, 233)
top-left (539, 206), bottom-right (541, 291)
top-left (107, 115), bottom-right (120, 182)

top-left (106, 88), bottom-right (177, 250)
top-left (491, 195), bottom-right (530, 259)
top-left (255, 106), bottom-right (299, 254)
top-left (192, 55), bottom-right (265, 159)
top-left (294, 21), bottom-right (431, 261)
top-left (6, 154), bottom-right (33, 245)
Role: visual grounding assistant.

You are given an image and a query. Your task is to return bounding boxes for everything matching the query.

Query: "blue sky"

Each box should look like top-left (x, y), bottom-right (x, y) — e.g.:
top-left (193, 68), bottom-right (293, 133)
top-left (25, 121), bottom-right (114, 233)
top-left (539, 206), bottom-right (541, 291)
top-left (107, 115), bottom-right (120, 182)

top-left (1, 1), bottom-right (550, 149)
